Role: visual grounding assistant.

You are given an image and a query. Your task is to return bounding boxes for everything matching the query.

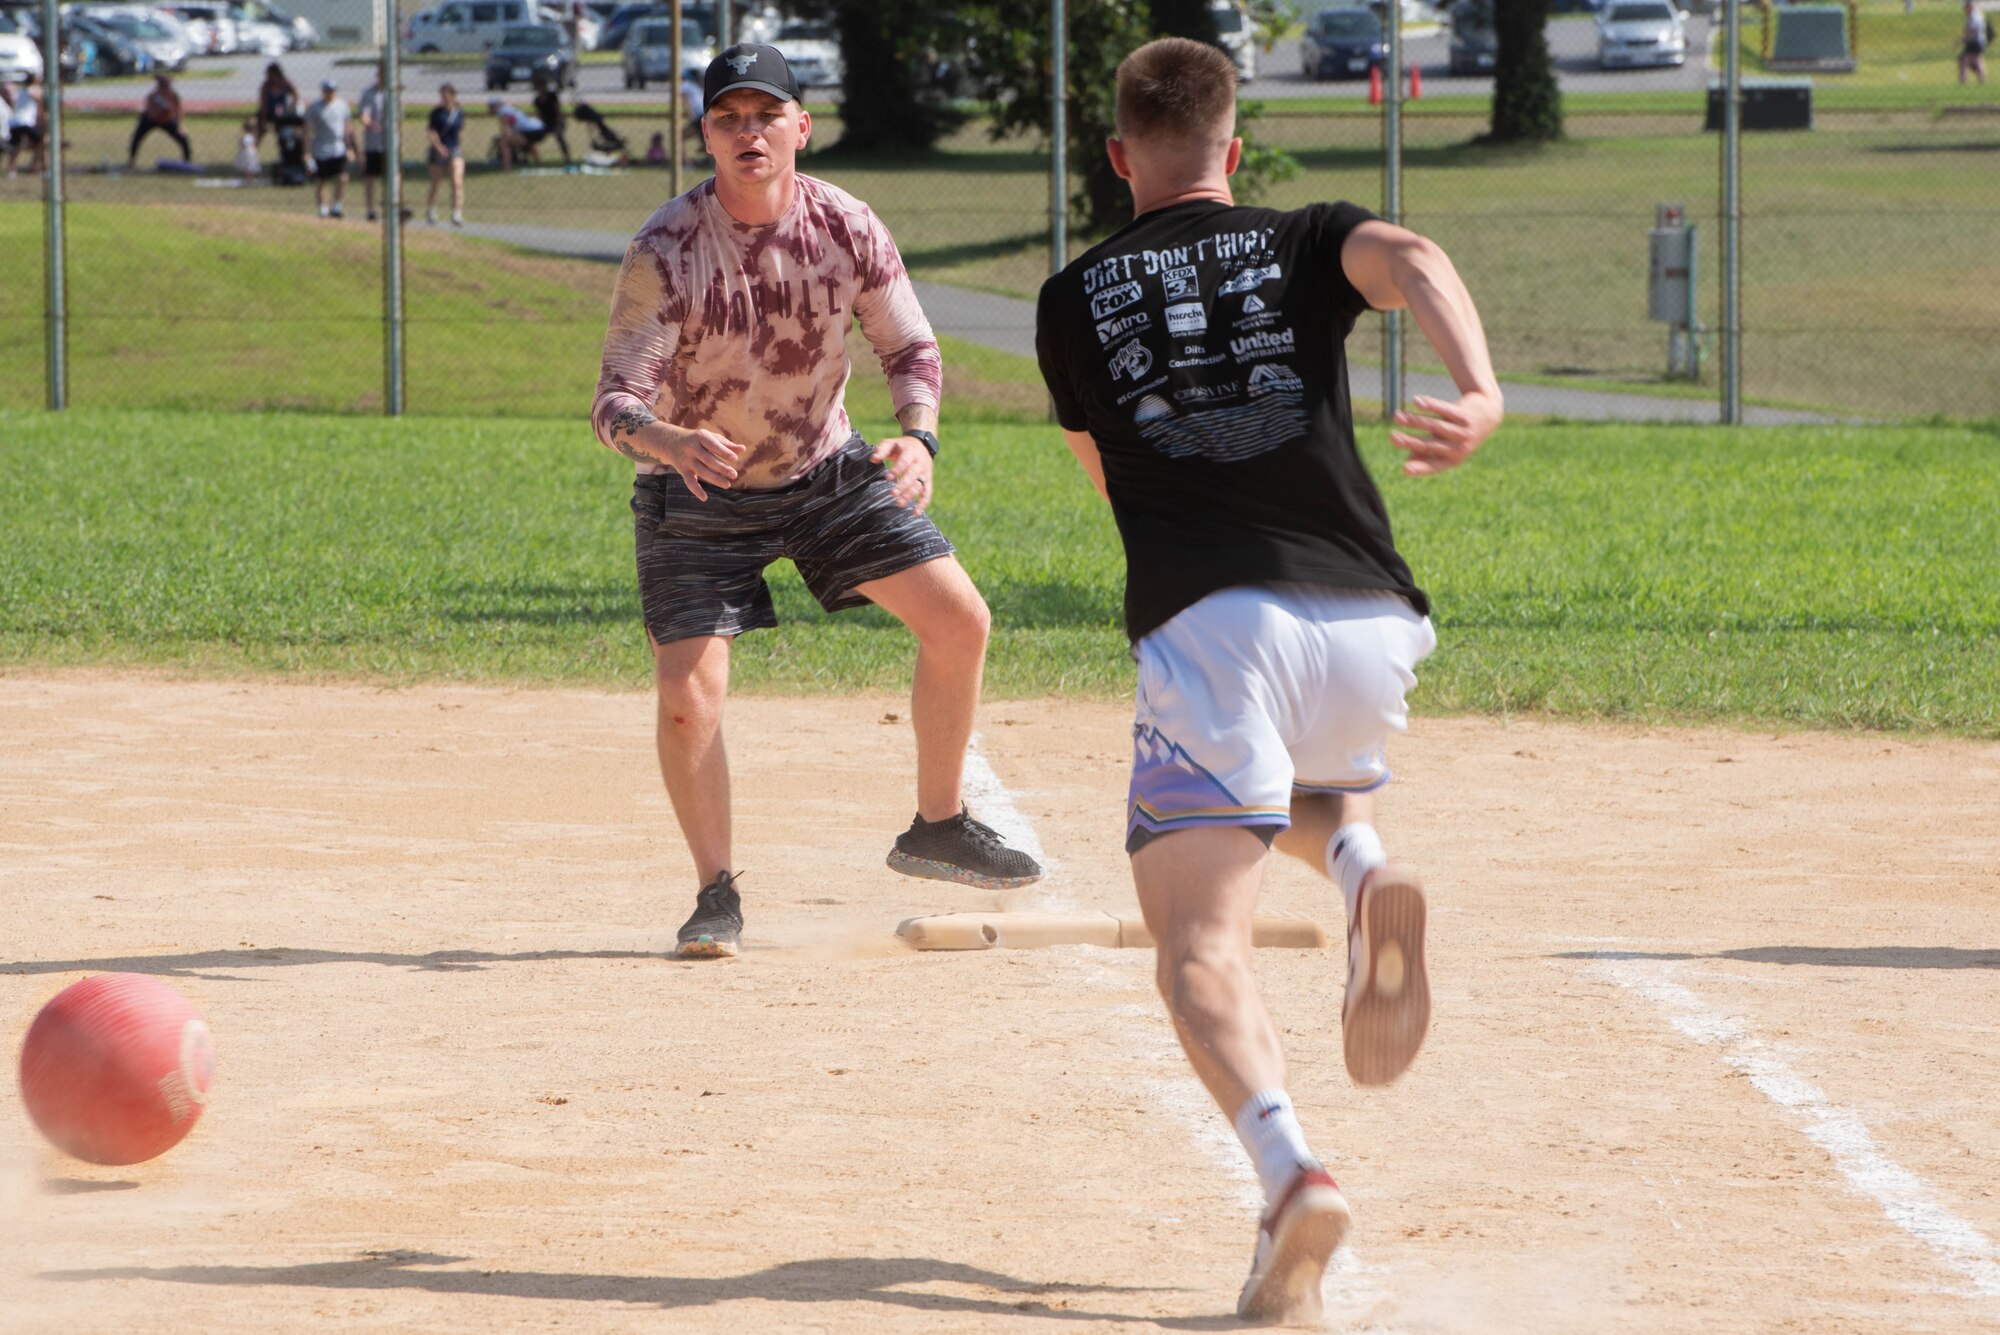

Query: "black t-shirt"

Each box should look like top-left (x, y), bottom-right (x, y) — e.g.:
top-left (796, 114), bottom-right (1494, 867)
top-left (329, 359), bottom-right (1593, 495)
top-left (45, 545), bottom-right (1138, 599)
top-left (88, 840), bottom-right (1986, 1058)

top-left (1036, 198), bottom-right (1426, 644)
top-left (429, 105), bottom-right (464, 151)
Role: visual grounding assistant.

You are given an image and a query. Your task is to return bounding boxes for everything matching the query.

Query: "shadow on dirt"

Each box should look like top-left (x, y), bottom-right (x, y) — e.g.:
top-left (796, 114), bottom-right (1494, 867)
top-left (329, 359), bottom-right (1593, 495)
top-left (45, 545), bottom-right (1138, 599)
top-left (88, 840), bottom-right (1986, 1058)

top-left (40, 1250), bottom-right (1229, 1326)
top-left (0, 946), bottom-right (664, 979)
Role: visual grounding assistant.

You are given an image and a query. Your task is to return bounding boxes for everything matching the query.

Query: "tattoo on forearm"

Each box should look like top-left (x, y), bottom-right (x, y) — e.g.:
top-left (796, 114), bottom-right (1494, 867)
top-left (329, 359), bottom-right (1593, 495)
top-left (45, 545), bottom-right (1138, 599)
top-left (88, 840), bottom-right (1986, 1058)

top-left (608, 405), bottom-right (659, 462)
top-left (608, 436), bottom-right (655, 465)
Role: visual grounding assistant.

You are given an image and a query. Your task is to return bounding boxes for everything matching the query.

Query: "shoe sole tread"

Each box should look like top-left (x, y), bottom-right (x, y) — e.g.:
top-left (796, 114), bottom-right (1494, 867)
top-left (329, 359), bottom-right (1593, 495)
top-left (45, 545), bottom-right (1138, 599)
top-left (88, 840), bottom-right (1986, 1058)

top-left (1344, 869), bottom-right (1430, 1087)
top-left (1237, 1184), bottom-right (1351, 1322)
top-left (885, 849), bottom-right (1042, 891)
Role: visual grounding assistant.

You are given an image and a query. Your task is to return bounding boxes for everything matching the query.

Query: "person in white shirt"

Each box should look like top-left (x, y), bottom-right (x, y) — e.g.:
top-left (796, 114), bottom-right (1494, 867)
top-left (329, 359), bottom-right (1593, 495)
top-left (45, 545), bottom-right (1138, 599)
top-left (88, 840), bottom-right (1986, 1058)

top-left (1961, 0), bottom-right (1990, 84)
top-left (303, 79), bottom-right (356, 218)
top-left (486, 97), bottom-right (544, 171)
top-left (4, 76), bottom-right (43, 180)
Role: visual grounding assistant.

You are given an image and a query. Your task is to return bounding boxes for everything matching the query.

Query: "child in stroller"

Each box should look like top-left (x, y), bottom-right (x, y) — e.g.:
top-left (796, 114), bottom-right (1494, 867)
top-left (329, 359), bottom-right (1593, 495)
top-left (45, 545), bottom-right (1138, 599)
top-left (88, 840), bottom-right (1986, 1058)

top-left (570, 102), bottom-right (630, 167)
top-left (271, 108), bottom-right (309, 185)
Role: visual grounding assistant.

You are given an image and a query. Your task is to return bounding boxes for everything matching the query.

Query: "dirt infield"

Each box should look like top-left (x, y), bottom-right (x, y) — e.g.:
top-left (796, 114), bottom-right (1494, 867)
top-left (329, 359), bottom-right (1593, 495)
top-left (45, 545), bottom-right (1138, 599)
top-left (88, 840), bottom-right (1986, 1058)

top-left (2, 674), bottom-right (1997, 1333)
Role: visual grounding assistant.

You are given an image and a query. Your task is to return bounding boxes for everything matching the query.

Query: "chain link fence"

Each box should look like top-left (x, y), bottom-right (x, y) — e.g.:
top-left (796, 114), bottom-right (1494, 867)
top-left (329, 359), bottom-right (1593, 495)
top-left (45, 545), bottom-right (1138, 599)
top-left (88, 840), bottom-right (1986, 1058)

top-left (4, 5), bottom-right (1996, 423)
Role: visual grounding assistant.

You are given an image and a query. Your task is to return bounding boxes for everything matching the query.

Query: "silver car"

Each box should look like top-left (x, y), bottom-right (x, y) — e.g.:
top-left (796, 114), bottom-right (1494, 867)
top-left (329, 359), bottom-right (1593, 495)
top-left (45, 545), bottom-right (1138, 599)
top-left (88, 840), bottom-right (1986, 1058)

top-left (620, 17), bottom-right (705, 89)
top-left (1596, 0), bottom-right (1687, 68)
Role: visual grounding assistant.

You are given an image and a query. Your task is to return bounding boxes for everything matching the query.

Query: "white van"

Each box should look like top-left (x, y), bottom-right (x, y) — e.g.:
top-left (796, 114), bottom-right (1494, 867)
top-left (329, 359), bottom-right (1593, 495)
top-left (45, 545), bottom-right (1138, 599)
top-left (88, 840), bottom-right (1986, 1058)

top-left (403, 0), bottom-right (533, 54)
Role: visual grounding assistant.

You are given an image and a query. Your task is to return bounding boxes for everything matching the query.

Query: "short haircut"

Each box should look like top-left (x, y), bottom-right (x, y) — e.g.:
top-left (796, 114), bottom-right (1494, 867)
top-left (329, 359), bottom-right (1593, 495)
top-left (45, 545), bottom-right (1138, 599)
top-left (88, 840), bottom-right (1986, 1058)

top-left (1115, 37), bottom-right (1237, 145)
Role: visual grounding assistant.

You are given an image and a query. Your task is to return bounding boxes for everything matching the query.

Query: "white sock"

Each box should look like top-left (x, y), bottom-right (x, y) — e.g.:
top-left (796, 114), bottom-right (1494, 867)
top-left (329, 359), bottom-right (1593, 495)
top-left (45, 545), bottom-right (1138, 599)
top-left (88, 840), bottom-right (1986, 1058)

top-left (1327, 822), bottom-right (1387, 925)
top-left (1233, 1089), bottom-right (1318, 1204)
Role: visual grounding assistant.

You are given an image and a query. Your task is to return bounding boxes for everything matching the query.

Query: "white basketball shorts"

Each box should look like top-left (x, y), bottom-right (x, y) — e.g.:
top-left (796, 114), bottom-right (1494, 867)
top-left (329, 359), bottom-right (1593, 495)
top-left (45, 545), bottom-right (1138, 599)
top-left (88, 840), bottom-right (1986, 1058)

top-left (1126, 583), bottom-right (1436, 853)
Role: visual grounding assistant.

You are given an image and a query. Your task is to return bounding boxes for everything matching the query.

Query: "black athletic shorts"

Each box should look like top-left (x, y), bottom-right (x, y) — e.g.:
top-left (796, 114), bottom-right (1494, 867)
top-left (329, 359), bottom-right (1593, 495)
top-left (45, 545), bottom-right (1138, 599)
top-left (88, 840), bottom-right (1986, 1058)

top-left (631, 432), bottom-right (955, 645)
top-left (363, 149), bottom-right (385, 176)
top-left (314, 154), bottom-right (348, 180)
top-left (10, 125), bottom-right (42, 147)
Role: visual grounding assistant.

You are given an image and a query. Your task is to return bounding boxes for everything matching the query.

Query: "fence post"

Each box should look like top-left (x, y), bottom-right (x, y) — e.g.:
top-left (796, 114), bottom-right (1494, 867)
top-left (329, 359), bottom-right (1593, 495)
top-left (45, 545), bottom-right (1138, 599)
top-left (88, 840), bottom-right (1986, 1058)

top-left (1050, 0), bottom-right (1066, 278)
top-left (41, 0), bottom-right (67, 410)
top-left (1381, 0), bottom-right (1403, 419)
top-left (671, 0), bottom-right (683, 199)
top-left (1721, 0), bottom-right (1743, 424)
top-left (383, 6), bottom-right (406, 415)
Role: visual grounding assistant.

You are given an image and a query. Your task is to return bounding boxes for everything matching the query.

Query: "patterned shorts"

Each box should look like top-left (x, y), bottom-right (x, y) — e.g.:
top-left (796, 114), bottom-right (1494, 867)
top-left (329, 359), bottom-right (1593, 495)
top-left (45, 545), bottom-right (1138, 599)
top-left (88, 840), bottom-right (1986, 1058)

top-left (631, 433), bottom-right (956, 646)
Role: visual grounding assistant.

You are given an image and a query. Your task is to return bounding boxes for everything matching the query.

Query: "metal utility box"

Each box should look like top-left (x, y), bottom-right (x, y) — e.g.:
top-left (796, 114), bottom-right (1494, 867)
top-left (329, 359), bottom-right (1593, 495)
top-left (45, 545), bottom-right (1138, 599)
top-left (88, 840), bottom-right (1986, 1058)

top-left (1706, 78), bottom-right (1815, 131)
top-left (1649, 204), bottom-right (1701, 380)
top-left (1649, 207), bottom-right (1693, 324)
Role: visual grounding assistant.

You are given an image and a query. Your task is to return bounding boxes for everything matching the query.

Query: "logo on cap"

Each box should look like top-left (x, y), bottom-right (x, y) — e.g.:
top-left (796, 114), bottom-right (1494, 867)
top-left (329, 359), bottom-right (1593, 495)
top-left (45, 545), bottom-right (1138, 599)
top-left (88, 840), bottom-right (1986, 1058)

top-left (726, 52), bottom-right (758, 74)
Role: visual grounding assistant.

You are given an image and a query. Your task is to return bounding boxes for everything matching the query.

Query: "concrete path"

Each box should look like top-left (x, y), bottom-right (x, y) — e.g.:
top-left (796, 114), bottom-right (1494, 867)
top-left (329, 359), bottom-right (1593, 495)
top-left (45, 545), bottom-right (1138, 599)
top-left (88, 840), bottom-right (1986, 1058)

top-left (459, 220), bottom-right (1845, 426)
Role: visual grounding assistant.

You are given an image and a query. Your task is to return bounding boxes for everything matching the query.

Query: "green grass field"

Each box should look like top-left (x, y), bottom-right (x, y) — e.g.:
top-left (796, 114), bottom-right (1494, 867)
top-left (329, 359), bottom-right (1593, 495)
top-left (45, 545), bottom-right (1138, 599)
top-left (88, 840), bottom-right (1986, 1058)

top-left (2, 408), bottom-right (1994, 735)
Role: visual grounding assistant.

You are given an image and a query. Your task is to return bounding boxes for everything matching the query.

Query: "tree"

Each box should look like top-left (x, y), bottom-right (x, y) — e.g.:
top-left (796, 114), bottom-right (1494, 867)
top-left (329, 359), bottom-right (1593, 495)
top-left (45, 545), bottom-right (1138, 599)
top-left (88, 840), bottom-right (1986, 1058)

top-left (1486, 0), bottom-right (1563, 142)
top-left (965, 0), bottom-right (1294, 236)
top-left (810, 0), bottom-right (966, 155)
top-left (965, 0), bottom-right (1152, 232)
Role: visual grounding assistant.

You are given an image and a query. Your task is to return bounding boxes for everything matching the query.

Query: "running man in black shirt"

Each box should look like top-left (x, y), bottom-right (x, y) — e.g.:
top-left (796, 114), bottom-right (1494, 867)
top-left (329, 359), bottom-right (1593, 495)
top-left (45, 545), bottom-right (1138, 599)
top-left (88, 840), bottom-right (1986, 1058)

top-left (1035, 38), bottom-right (1501, 1323)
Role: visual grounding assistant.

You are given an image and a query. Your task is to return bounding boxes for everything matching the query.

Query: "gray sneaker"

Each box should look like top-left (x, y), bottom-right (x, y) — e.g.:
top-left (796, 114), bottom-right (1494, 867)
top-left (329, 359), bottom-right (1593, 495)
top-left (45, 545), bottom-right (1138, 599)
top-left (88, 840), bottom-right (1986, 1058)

top-left (675, 870), bottom-right (743, 959)
top-left (887, 808), bottom-right (1043, 890)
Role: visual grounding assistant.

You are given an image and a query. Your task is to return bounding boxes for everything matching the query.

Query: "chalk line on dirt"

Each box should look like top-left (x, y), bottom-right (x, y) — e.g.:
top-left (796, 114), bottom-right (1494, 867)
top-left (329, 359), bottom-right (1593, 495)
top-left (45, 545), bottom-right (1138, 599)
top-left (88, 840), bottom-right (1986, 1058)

top-left (1586, 953), bottom-right (2000, 1299)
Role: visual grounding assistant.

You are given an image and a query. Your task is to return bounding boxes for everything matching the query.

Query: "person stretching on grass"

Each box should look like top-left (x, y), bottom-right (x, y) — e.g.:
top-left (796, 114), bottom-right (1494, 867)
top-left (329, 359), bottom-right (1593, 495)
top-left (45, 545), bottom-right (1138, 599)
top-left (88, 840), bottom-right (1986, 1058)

top-left (1034, 37), bottom-right (1502, 1323)
top-left (591, 43), bottom-right (1043, 959)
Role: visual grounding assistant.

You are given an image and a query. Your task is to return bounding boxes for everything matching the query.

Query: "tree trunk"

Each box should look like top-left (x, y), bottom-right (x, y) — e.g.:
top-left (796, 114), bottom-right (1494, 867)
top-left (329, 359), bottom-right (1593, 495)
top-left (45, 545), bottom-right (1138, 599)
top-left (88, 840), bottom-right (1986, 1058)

top-left (1488, 0), bottom-right (1563, 143)
top-left (824, 0), bottom-right (955, 155)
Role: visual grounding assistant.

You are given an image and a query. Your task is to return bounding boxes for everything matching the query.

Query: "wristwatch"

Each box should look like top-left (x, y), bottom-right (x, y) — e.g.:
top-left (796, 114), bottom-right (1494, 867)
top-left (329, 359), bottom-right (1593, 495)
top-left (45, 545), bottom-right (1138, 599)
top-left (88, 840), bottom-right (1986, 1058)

top-left (906, 428), bottom-right (940, 458)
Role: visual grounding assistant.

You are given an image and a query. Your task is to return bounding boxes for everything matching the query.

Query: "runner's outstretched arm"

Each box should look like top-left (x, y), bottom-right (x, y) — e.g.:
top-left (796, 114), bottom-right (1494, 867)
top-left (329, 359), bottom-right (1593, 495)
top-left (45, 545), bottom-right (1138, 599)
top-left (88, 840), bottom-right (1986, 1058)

top-left (1340, 221), bottom-right (1503, 477)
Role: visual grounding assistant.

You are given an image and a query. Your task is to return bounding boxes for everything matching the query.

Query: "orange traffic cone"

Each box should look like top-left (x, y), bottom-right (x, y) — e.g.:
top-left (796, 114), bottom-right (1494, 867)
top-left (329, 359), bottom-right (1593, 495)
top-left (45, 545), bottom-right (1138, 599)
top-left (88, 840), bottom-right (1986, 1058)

top-left (1368, 64), bottom-right (1383, 105)
top-left (1410, 65), bottom-right (1424, 98)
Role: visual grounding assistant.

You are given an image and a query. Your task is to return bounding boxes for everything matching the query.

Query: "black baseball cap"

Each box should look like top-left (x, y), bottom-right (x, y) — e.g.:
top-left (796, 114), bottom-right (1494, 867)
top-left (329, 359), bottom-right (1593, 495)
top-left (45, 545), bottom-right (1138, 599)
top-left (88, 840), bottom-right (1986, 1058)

top-left (703, 43), bottom-right (802, 108)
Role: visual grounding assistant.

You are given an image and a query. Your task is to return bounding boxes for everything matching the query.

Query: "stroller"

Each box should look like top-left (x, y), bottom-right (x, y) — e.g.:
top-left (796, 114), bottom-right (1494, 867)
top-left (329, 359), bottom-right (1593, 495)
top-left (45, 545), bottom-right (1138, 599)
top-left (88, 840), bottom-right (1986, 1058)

top-left (571, 102), bottom-right (629, 167)
top-left (271, 109), bottom-right (309, 186)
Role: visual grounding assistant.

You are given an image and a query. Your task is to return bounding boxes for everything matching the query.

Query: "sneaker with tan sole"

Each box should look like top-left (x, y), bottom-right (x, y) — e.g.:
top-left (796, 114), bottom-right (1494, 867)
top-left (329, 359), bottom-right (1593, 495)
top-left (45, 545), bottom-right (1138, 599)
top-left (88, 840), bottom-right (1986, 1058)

top-left (675, 870), bottom-right (743, 959)
top-left (1237, 1164), bottom-right (1352, 1323)
top-left (1342, 865), bottom-right (1430, 1086)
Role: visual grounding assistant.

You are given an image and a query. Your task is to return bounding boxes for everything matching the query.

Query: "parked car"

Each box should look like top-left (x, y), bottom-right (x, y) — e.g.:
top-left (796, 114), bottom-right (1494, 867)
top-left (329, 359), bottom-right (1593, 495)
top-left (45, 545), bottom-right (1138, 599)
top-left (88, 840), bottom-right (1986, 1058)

top-left (405, 0), bottom-right (534, 54)
top-left (484, 23), bottom-right (573, 87)
top-left (168, 2), bottom-right (236, 53)
top-left (253, 0), bottom-right (317, 48)
top-left (599, 0), bottom-right (709, 53)
top-left (620, 17), bottom-right (703, 88)
top-left (1300, 6), bottom-right (1385, 79)
top-left (79, 7), bottom-right (191, 68)
top-left (581, 0), bottom-right (619, 46)
top-left (1596, 0), bottom-right (1686, 67)
top-left (227, 3), bottom-right (293, 55)
top-left (1446, 0), bottom-right (1497, 74)
top-left (0, 12), bottom-right (43, 83)
top-left (1211, 1), bottom-right (1256, 80)
top-left (68, 12), bottom-right (155, 74)
top-left (530, 3), bottom-right (596, 49)
top-left (771, 17), bottom-right (840, 86)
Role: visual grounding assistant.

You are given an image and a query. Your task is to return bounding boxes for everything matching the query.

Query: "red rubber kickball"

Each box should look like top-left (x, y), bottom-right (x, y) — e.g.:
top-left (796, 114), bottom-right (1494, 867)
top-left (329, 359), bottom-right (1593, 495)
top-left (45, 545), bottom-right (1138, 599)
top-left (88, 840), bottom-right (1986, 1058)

top-left (18, 973), bottom-right (216, 1166)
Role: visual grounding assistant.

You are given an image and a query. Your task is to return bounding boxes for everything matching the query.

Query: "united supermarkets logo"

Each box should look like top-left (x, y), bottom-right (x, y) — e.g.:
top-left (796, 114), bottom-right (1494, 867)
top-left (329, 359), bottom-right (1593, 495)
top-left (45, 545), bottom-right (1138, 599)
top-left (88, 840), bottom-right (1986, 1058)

top-left (1229, 328), bottom-right (1295, 361)
top-left (1248, 363), bottom-right (1303, 393)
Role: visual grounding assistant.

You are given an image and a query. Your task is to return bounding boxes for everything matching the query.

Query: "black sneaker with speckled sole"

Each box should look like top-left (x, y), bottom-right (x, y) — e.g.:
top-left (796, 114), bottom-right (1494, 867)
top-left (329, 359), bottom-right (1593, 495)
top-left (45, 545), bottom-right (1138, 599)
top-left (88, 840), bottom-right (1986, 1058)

top-left (886, 808), bottom-right (1043, 890)
top-left (675, 870), bottom-right (743, 960)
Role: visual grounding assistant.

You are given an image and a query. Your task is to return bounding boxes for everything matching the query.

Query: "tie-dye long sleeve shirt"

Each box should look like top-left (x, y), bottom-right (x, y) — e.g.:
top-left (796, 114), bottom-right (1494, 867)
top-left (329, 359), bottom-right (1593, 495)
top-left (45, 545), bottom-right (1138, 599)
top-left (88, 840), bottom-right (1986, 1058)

top-left (591, 174), bottom-right (943, 489)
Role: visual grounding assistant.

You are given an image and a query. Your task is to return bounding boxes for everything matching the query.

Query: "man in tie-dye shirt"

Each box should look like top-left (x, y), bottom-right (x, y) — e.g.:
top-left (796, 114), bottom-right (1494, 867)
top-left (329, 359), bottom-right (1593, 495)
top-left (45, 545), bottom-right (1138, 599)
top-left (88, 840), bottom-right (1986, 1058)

top-left (592, 43), bottom-right (1043, 960)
